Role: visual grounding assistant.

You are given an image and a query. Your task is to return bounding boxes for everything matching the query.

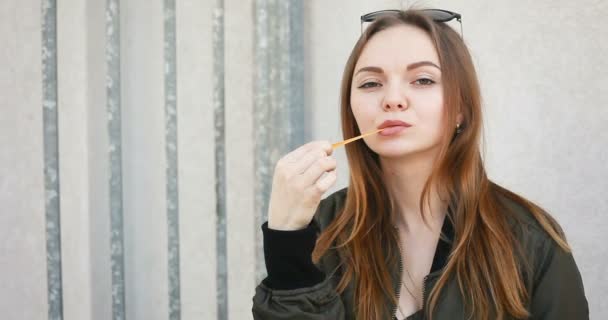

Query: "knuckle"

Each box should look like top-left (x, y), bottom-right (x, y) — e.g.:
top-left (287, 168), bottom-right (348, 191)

top-left (313, 159), bottom-right (326, 171)
top-left (318, 140), bottom-right (331, 150)
top-left (310, 145), bottom-right (326, 156)
top-left (314, 182), bottom-right (325, 193)
top-left (319, 157), bottom-right (336, 170)
top-left (327, 157), bottom-right (337, 167)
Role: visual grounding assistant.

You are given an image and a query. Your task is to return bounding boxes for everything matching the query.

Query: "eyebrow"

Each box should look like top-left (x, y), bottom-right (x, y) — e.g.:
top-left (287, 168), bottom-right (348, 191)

top-left (354, 61), bottom-right (441, 76)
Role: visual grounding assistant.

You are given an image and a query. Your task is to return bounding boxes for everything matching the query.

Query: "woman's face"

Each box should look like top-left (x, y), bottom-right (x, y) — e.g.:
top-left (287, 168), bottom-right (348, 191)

top-left (351, 25), bottom-right (454, 159)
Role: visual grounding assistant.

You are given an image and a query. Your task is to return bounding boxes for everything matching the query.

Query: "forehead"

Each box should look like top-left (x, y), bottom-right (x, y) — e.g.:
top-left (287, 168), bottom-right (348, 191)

top-left (355, 25), bottom-right (439, 70)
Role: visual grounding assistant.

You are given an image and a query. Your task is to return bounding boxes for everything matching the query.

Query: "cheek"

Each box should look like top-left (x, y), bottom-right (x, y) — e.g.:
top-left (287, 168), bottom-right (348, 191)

top-left (417, 104), bottom-right (446, 138)
top-left (350, 91), bottom-right (377, 123)
top-left (352, 88), bottom-right (383, 106)
top-left (412, 90), bottom-right (445, 134)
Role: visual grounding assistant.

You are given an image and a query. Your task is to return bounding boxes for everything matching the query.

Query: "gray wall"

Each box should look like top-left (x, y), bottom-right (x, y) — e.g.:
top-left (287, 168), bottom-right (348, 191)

top-left (1, 0), bottom-right (606, 319)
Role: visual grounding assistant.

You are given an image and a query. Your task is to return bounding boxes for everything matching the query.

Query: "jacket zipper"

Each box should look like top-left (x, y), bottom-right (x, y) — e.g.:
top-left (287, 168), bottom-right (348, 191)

top-left (421, 275), bottom-right (428, 314)
top-left (393, 228), bottom-right (429, 320)
top-left (392, 242), bottom-right (404, 319)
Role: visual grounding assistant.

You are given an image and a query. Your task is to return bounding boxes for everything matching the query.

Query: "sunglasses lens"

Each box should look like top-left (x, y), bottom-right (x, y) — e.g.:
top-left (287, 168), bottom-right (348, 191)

top-left (361, 9), bottom-right (462, 37)
top-left (362, 9), bottom-right (458, 23)
top-left (422, 9), bottom-right (455, 22)
top-left (361, 10), bottom-right (400, 22)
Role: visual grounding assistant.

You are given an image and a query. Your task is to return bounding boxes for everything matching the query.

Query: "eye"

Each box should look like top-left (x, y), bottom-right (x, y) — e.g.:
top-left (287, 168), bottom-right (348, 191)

top-left (358, 81), bottom-right (382, 89)
top-left (413, 78), bottom-right (435, 86)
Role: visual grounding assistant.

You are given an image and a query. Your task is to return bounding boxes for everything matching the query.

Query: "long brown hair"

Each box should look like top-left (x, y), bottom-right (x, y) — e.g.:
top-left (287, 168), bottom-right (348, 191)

top-left (312, 9), bottom-right (570, 320)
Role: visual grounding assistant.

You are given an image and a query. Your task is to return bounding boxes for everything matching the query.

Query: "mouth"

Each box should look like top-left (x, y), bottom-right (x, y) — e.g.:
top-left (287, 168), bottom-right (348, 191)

top-left (377, 119), bottom-right (412, 136)
top-left (378, 126), bottom-right (408, 136)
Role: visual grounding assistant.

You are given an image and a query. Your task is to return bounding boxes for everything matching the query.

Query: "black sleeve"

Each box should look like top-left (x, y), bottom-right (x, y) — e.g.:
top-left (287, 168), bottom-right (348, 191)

top-left (261, 221), bottom-right (326, 290)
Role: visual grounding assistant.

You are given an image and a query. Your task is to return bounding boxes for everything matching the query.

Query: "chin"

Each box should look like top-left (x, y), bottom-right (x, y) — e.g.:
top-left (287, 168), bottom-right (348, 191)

top-left (369, 143), bottom-right (416, 158)
top-left (376, 149), bottom-right (416, 159)
top-left (368, 140), bottom-right (437, 159)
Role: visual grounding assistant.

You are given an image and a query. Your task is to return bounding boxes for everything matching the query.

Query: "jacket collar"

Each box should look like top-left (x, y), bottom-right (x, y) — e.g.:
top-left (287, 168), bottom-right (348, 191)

top-left (430, 207), bottom-right (455, 273)
top-left (388, 206), bottom-right (456, 319)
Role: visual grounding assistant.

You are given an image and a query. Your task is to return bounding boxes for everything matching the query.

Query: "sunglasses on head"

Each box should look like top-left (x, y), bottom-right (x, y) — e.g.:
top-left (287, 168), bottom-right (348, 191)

top-left (360, 9), bottom-right (463, 37)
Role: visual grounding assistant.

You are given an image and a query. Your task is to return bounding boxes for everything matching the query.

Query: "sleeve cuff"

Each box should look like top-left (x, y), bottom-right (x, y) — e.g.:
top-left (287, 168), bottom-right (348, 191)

top-left (261, 221), bottom-right (326, 290)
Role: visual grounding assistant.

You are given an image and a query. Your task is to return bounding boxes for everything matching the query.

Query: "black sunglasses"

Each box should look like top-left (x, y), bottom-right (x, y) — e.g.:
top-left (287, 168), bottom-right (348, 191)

top-left (360, 9), bottom-right (463, 37)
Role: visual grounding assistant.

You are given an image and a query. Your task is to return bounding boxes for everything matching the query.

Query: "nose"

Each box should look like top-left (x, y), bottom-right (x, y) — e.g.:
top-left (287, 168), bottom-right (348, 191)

top-left (382, 83), bottom-right (408, 111)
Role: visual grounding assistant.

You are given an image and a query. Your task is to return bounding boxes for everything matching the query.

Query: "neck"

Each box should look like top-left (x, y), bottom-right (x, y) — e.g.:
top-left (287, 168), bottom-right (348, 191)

top-left (380, 149), bottom-right (447, 234)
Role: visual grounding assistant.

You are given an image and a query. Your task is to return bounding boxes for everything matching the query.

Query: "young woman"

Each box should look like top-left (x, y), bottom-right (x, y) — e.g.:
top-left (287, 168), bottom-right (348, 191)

top-left (252, 8), bottom-right (589, 320)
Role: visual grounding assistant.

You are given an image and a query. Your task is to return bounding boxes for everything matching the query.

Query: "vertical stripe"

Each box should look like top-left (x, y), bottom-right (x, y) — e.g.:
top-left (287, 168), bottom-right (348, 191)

top-left (277, 0), bottom-right (289, 151)
top-left (175, 1), bottom-right (216, 318)
top-left (106, 0), bottom-right (126, 319)
top-left (277, 0), bottom-right (306, 149)
top-left (213, 1), bottom-right (228, 320)
top-left (267, 0), bottom-right (280, 156)
top-left (253, 0), bottom-right (306, 284)
top-left (253, 0), bottom-right (271, 285)
top-left (164, 0), bottom-right (181, 319)
top-left (42, 0), bottom-right (63, 319)
top-left (286, 0), bottom-right (306, 148)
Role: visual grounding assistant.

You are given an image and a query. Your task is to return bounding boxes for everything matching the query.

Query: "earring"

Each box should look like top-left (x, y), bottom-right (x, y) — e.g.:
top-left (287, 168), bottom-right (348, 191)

top-left (455, 123), bottom-right (463, 134)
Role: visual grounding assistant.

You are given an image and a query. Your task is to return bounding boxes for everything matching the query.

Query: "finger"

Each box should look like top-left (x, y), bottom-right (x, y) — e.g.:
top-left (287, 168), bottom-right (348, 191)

top-left (300, 156), bottom-right (337, 187)
top-left (282, 142), bottom-right (315, 163)
top-left (283, 140), bottom-right (330, 164)
top-left (313, 170), bottom-right (337, 193)
top-left (318, 140), bottom-right (333, 156)
top-left (291, 148), bottom-right (328, 175)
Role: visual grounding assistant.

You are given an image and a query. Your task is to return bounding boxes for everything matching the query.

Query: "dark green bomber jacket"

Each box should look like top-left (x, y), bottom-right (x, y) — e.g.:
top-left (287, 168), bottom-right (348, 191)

top-left (252, 187), bottom-right (589, 319)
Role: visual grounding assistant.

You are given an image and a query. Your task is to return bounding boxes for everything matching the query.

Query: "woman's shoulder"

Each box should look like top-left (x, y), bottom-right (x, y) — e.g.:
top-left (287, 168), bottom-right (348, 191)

top-left (494, 189), bottom-right (559, 241)
top-left (495, 190), bottom-right (588, 317)
top-left (494, 189), bottom-right (572, 274)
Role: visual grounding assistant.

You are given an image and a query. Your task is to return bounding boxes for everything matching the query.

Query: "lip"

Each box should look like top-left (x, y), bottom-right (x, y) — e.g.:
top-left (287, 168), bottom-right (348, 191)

top-left (377, 119), bottom-right (412, 130)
